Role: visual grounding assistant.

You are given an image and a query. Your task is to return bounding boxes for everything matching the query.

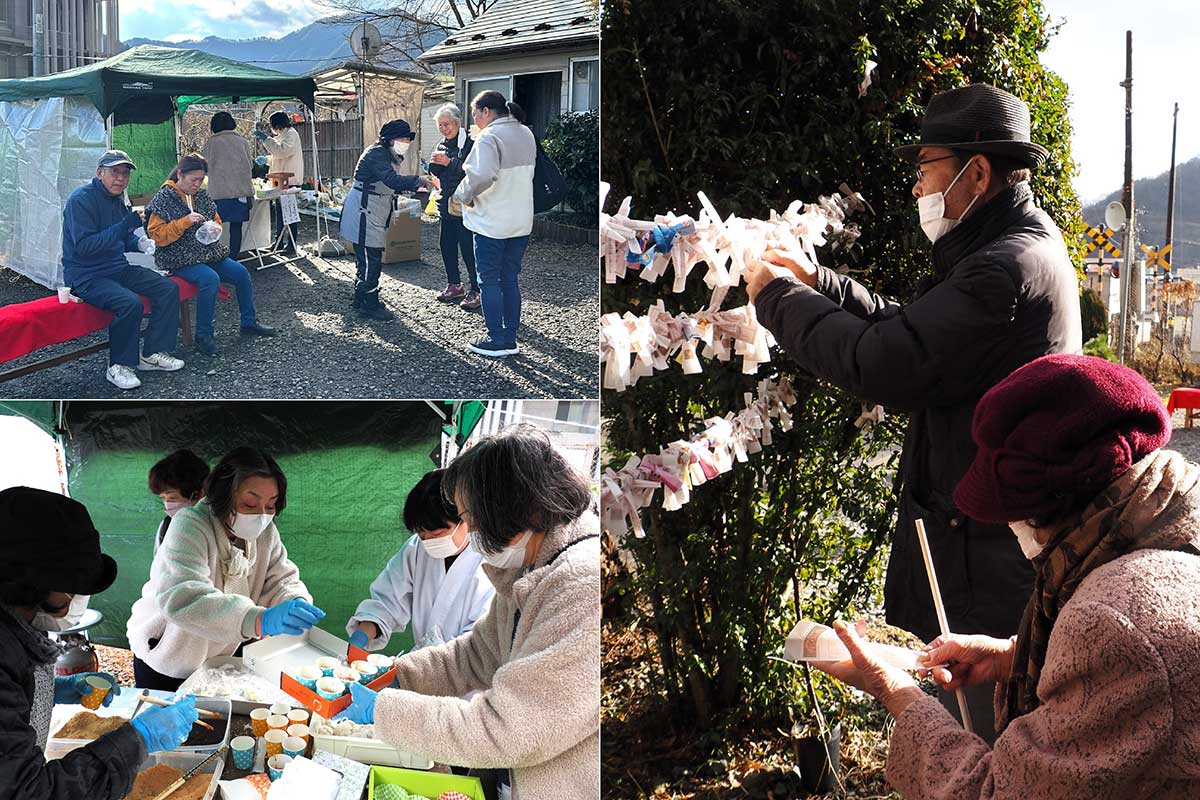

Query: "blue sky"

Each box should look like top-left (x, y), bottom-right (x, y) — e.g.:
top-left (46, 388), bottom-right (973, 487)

top-left (1041, 0), bottom-right (1200, 203)
top-left (120, 0), bottom-right (330, 42)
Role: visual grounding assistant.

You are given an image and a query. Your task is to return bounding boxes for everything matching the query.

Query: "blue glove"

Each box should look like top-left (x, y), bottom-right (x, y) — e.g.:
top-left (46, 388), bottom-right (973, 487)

top-left (348, 628), bottom-right (369, 651)
top-left (253, 129), bottom-right (268, 141)
top-left (334, 680), bottom-right (377, 724)
top-left (130, 695), bottom-right (198, 753)
top-left (261, 598), bottom-right (325, 636)
top-left (54, 672), bottom-right (120, 706)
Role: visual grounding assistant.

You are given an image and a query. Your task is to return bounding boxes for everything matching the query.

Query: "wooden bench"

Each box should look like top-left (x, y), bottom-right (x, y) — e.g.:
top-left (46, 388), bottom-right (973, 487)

top-left (0, 276), bottom-right (228, 383)
top-left (1167, 387), bottom-right (1200, 428)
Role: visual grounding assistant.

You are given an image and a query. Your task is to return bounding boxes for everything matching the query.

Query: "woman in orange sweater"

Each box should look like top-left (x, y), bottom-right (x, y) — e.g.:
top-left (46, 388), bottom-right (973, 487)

top-left (146, 154), bottom-right (275, 356)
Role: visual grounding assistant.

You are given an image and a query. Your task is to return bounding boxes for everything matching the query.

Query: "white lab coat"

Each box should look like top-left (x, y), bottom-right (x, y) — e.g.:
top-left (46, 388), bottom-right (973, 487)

top-left (348, 536), bottom-right (494, 650)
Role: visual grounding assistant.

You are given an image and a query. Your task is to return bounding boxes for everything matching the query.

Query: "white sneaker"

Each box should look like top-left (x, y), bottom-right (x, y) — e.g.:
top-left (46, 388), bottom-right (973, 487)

top-left (138, 352), bottom-right (185, 371)
top-left (106, 364), bottom-right (141, 390)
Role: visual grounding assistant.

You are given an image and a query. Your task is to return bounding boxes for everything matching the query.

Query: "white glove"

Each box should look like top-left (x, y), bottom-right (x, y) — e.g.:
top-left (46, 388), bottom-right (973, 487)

top-left (133, 226), bottom-right (148, 240)
top-left (137, 238), bottom-right (156, 255)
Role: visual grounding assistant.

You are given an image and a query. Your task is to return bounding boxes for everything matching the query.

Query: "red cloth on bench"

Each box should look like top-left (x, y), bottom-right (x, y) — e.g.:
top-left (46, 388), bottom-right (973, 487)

top-left (0, 277), bottom-right (227, 365)
top-left (1167, 388), bottom-right (1200, 414)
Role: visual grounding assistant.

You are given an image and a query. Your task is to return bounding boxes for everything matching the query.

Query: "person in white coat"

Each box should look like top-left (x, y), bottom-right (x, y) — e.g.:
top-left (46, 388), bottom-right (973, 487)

top-left (128, 447), bottom-right (325, 691)
top-left (347, 468), bottom-right (493, 652)
top-left (254, 111), bottom-right (304, 254)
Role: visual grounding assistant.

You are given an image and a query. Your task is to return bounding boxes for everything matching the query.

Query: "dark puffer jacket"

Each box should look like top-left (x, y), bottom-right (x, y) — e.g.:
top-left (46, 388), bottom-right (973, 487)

top-left (0, 607), bottom-right (147, 798)
top-left (755, 182), bottom-right (1083, 643)
top-left (428, 131), bottom-right (473, 214)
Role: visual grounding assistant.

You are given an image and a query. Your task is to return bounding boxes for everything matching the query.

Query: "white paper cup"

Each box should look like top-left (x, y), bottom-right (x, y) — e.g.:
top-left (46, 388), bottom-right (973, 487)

top-left (286, 709), bottom-right (309, 726)
top-left (366, 653), bottom-right (392, 669)
top-left (57, 287), bottom-right (71, 304)
top-left (286, 723), bottom-right (309, 742)
top-left (316, 656), bottom-right (339, 676)
top-left (315, 677), bottom-right (345, 700)
top-left (266, 714), bottom-right (289, 732)
top-left (269, 702), bottom-right (291, 716)
top-left (333, 666), bottom-right (360, 684)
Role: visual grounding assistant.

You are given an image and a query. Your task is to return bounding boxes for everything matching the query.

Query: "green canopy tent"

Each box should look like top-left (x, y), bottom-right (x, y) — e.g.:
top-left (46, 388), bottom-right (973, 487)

top-left (0, 46), bottom-right (319, 289)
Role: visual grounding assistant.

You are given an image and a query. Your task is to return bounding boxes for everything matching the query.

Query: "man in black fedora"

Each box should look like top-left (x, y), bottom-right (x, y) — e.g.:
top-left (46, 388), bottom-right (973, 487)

top-left (744, 83), bottom-right (1082, 741)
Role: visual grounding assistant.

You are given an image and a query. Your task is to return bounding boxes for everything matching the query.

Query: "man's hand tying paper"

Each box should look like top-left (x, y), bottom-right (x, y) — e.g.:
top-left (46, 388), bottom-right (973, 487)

top-left (745, 247), bottom-right (819, 303)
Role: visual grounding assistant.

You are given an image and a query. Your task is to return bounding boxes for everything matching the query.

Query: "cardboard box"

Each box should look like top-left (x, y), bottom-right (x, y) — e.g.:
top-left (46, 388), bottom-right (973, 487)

top-left (383, 213), bottom-right (421, 264)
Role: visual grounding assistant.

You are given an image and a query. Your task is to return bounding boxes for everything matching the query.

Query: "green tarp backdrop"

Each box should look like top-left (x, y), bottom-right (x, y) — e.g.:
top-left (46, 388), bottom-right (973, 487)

top-left (59, 401), bottom-right (445, 655)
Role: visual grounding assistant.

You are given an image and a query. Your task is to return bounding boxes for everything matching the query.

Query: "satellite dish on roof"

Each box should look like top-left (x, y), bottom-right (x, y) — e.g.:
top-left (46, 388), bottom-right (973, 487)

top-left (350, 22), bottom-right (383, 60)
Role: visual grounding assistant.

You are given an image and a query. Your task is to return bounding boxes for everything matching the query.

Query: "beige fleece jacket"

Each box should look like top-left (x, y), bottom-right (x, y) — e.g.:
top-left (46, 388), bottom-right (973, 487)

top-left (373, 513), bottom-right (600, 800)
top-left (127, 500), bottom-right (312, 679)
top-left (202, 130), bottom-right (254, 200)
top-left (887, 548), bottom-right (1200, 799)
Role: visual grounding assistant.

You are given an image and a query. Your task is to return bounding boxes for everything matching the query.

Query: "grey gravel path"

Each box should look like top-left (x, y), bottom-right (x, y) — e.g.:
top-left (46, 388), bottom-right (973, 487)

top-left (0, 216), bottom-right (597, 399)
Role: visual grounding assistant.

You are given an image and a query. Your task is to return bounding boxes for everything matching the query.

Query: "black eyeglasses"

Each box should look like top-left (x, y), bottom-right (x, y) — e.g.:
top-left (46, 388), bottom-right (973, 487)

top-left (915, 154), bottom-right (959, 181)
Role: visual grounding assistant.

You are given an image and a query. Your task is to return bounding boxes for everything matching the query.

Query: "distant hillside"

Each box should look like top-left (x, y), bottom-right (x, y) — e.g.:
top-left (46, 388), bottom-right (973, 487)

top-left (125, 13), bottom-right (446, 76)
top-left (1082, 156), bottom-right (1200, 268)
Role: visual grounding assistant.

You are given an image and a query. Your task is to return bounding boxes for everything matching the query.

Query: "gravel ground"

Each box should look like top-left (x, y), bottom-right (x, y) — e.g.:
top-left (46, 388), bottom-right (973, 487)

top-left (1169, 407), bottom-right (1200, 462)
top-left (0, 215), bottom-right (597, 399)
top-left (95, 644), bottom-right (134, 687)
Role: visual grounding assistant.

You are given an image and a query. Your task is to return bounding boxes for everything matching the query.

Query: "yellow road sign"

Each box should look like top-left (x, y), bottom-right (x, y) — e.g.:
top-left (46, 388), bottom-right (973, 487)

top-left (1084, 226), bottom-right (1122, 258)
top-left (1141, 242), bottom-right (1172, 270)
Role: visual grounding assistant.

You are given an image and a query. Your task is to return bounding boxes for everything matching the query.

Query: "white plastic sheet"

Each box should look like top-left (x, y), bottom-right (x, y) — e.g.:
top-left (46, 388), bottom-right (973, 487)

top-left (0, 96), bottom-right (106, 288)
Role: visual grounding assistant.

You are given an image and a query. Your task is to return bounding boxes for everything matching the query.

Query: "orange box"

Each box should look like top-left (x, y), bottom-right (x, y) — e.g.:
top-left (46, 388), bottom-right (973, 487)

top-left (278, 642), bottom-right (396, 718)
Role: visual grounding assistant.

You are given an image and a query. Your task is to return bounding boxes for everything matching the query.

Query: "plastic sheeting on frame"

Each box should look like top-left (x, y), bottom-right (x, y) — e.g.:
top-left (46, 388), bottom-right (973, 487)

top-left (0, 96), bottom-right (107, 289)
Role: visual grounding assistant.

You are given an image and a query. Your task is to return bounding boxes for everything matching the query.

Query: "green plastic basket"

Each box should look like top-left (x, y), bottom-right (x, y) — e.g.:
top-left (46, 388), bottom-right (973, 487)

top-left (367, 766), bottom-right (486, 800)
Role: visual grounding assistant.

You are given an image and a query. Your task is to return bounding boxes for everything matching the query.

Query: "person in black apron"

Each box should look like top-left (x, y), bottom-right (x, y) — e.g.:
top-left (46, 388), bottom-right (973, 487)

top-left (339, 120), bottom-right (435, 321)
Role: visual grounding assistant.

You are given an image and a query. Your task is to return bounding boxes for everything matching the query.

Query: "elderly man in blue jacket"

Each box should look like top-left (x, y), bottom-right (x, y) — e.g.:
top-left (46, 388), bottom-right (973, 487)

top-left (63, 150), bottom-right (184, 390)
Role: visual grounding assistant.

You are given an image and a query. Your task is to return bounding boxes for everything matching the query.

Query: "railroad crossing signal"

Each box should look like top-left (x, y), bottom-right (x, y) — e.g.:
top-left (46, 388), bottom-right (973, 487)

top-left (1084, 226), bottom-right (1122, 258)
top-left (1140, 242), bottom-right (1172, 271)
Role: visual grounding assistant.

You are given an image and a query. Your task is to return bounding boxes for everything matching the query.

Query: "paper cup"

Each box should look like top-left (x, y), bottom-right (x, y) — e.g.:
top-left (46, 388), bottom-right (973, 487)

top-left (282, 735), bottom-right (306, 759)
top-left (315, 677), bottom-right (345, 700)
top-left (286, 709), bottom-right (309, 726)
top-left (266, 714), bottom-right (289, 732)
top-left (366, 653), bottom-right (392, 669)
top-left (267, 753), bottom-right (292, 781)
top-left (316, 656), bottom-right (339, 676)
top-left (249, 707), bottom-right (271, 737)
top-left (230, 736), bottom-right (256, 770)
top-left (57, 287), bottom-right (72, 304)
top-left (352, 661), bottom-right (378, 684)
top-left (79, 676), bottom-right (111, 710)
top-left (333, 666), bottom-right (360, 684)
top-left (294, 666), bottom-right (321, 690)
top-left (269, 702), bottom-right (291, 716)
top-left (264, 729), bottom-right (287, 759)
top-left (286, 723), bottom-right (309, 743)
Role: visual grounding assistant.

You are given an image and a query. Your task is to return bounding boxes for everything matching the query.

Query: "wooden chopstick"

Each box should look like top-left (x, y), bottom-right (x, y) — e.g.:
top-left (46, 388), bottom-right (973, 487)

top-left (137, 693), bottom-right (225, 721)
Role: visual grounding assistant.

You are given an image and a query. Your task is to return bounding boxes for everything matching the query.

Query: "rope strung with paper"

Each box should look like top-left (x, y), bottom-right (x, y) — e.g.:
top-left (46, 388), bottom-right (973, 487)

top-left (600, 181), bottom-right (867, 388)
top-left (601, 375), bottom-right (798, 538)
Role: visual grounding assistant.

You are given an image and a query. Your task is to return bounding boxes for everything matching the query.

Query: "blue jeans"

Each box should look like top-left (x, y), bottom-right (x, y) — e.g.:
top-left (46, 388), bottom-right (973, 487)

top-left (474, 234), bottom-right (528, 346)
top-left (173, 258), bottom-right (257, 338)
top-left (73, 265), bottom-right (180, 367)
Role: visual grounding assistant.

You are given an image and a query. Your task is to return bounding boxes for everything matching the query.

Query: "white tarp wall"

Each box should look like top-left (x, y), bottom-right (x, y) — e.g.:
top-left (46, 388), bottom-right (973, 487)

top-left (0, 416), bottom-right (68, 494)
top-left (0, 96), bottom-right (107, 289)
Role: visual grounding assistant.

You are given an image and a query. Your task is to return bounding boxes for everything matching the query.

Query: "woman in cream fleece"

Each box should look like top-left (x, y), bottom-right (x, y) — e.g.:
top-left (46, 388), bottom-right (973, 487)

top-left (813, 355), bottom-right (1200, 799)
top-left (337, 427), bottom-right (600, 800)
top-left (128, 447), bottom-right (324, 691)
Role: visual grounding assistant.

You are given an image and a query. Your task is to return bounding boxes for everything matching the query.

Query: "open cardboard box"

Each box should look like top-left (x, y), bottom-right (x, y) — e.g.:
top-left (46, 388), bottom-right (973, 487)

top-left (243, 628), bottom-right (395, 719)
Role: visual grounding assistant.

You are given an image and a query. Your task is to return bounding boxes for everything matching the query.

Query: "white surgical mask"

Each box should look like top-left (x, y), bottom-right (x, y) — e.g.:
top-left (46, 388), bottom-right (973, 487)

top-left (918, 157), bottom-right (982, 244)
top-left (469, 530), bottom-right (531, 569)
top-left (33, 593), bottom-right (90, 633)
top-left (1008, 520), bottom-right (1047, 560)
top-left (421, 524), bottom-right (465, 559)
top-left (391, 140), bottom-right (410, 156)
top-left (164, 500), bottom-right (190, 518)
top-left (231, 512), bottom-right (274, 541)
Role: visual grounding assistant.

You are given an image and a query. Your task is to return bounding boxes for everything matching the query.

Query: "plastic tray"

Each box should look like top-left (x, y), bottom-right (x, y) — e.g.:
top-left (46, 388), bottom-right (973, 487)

top-left (134, 749), bottom-right (225, 800)
top-left (309, 711), bottom-right (433, 770)
top-left (131, 693), bottom-right (231, 756)
top-left (45, 693), bottom-right (138, 760)
top-left (368, 766), bottom-right (484, 800)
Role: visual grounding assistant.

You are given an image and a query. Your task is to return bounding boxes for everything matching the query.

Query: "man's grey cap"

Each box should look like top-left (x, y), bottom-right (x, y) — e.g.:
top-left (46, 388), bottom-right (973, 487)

top-left (97, 149), bottom-right (136, 170)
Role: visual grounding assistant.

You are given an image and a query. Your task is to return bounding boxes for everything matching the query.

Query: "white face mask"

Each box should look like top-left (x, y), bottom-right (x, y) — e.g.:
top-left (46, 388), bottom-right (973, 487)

top-left (231, 511), bottom-right (274, 541)
top-left (421, 523), bottom-right (465, 559)
top-left (33, 593), bottom-right (90, 633)
top-left (164, 500), bottom-right (190, 518)
top-left (917, 157), bottom-right (982, 243)
top-left (469, 530), bottom-right (531, 569)
top-left (1008, 520), bottom-right (1047, 560)
top-left (391, 140), bottom-right (411, 156)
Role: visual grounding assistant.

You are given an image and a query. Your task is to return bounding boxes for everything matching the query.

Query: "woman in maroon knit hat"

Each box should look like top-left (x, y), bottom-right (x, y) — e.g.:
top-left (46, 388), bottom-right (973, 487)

top-left (811, 354), bottom-right (1200, 799)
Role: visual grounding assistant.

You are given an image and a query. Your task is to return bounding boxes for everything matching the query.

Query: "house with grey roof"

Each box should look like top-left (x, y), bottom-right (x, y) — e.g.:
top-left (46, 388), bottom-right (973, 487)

top-left (419, 0), bottom-right (599, 141)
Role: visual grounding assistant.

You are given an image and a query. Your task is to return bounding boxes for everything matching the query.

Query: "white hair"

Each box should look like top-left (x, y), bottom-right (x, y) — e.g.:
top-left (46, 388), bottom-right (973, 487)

top-left (434, 103), bottom-right (462, 124)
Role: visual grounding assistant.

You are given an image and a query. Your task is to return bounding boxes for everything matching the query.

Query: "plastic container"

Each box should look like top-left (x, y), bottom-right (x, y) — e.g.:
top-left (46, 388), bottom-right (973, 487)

top-left (44, 695), bottom-right (137, 759)
top-left (368, 766), bottom-right (484, 800)
top-left (131, 694), bottom-right (232, 756)
top-left (134, 750), bottom-right (225, 800)
top-left (309, 712), bottom-right (433, 770)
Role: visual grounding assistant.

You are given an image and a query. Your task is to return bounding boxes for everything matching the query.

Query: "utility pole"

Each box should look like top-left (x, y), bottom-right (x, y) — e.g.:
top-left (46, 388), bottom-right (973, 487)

top-left (31, 0), bottom-right (45, 77)
top-left (1118, 30), bottom-right (1136, 363)
top-left (1162, 102), bottom-right (1179, 340)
